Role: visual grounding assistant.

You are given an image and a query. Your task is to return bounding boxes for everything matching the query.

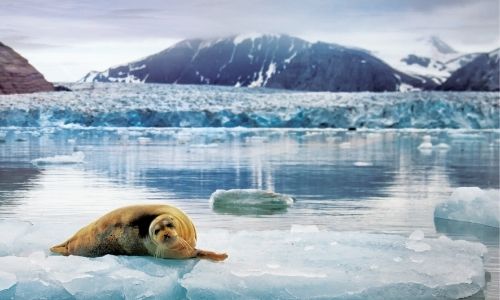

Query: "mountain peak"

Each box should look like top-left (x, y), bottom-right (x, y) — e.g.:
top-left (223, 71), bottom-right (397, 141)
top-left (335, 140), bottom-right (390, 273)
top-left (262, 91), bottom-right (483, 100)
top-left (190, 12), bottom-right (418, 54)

top-left (232, 33), bottom-right (284, 44)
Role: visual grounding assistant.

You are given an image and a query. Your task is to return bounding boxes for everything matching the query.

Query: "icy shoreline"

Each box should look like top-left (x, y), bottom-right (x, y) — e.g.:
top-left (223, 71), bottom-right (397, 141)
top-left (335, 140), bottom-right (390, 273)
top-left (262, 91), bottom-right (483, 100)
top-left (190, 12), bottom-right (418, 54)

top-left (0, 83), bottom-right (498, 129)
top-left (0, 219), bottom-right (488, 299)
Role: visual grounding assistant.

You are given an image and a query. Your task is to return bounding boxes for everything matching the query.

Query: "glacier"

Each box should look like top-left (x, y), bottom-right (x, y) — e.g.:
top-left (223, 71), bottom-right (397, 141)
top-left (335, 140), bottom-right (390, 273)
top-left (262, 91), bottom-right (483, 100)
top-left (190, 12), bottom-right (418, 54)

top-left (0, 220), bottom-right (488, 299)
top-left (434, 187), bottom-right (500, 228)
top-left (0, 83), bottom-right (498, 129)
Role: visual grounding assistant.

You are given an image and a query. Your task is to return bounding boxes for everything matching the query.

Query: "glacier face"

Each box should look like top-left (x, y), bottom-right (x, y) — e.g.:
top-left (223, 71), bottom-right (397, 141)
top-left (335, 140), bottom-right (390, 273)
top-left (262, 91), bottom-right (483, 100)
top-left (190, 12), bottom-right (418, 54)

top-left (0, 220), bottom-right (487, 299)
top-left (0, 83), bottom-right (498, 129)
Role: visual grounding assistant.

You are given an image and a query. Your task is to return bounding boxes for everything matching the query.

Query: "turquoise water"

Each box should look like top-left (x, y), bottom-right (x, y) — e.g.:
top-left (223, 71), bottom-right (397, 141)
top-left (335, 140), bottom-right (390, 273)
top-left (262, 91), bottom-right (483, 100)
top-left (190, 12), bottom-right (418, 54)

top-left (0, 128), bottom-right (498, 298)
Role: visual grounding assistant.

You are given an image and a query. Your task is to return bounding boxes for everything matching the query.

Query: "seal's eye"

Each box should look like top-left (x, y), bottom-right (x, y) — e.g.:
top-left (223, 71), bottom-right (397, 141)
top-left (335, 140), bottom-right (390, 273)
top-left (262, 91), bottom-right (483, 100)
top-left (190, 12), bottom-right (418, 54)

top-left (154, 229), bottom-right (160, 235)
top-left (166, 223), bottom-right (174, 228)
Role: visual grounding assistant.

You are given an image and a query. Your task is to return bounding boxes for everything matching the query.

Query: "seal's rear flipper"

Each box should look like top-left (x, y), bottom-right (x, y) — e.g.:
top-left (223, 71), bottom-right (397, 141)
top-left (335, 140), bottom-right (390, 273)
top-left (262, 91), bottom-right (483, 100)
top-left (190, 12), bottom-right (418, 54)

top-left (196, 249), bottom-right (228, 261)
top-left (50, 242), bottom-right (69, 256)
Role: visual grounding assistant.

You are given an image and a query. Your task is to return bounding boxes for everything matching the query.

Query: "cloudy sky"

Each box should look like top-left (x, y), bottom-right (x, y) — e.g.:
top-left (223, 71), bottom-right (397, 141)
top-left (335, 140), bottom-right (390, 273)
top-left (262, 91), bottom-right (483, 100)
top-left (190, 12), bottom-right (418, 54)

top-left (1, 0), bottom-right (498, 82)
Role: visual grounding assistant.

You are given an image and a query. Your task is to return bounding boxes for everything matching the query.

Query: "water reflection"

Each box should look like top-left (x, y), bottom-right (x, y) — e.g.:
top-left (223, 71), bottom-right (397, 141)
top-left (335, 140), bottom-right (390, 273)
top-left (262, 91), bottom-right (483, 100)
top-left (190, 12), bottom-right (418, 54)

top-left (212, 202), bottom-right (290, 216)
top-left (434, 218), bottom-right (499, 246)
top-left (143, 164), bottom-right (394, 201)
top-left (0, 166), bottom-right (41, 216)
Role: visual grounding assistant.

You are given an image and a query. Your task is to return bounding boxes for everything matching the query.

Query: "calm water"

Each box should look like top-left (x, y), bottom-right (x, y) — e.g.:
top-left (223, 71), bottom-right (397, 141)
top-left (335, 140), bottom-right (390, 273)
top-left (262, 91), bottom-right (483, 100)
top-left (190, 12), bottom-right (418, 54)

top-left (0, 128), bottom-right (498, 298)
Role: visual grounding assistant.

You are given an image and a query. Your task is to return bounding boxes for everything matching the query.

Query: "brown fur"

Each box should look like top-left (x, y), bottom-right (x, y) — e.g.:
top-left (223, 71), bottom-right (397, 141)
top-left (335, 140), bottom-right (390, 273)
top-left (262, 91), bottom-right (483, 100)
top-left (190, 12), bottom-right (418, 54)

top-left (50, 204), bottom-right (227, 261)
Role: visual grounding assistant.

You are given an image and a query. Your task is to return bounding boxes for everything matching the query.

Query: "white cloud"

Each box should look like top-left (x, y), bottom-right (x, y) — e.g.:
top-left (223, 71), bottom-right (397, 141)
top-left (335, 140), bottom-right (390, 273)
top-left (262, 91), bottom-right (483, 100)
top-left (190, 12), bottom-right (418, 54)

top-left (18, 39), bottom-right (178, 82)
top-left (1, 0), bottom-right (498, 81)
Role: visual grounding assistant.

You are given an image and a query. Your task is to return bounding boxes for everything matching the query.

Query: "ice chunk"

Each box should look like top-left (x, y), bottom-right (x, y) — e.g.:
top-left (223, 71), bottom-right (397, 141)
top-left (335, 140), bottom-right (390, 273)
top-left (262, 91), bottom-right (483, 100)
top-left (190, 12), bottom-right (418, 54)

top-left (405, 230), bottom-right (432, 253)
top-left (137, 137), bottom-right (151, 145)
top-left (434, 187), bottom-right (500, 227)
top-left (409, 229), bottom-right (425, 240)
top-left (353, 161), bottom-right (373, 167)
top-left (191, 143), bottom-right (219, 148)
top-left (418, 142), bottom-right (433, 150)
top-left (435, 143), bottom-right (450, 150)
top-left (181, 230), bottom-right (487, 299)
top-left (210, 189), bottom-right (294, 215)
top-left (31, 152), bottom-right (85, 165)
top-left (339, 142), bottom-right (351, 148)
top-left (405, 241), bottom-right (431, 252)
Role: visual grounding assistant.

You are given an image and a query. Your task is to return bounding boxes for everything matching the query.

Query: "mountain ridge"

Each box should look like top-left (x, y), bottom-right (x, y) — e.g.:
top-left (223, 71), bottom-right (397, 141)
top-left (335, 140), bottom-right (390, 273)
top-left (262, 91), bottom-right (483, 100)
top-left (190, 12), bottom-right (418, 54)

top-left (80, 34), bottom-right (495, 92)
top-left (81, 34), bottom-right (438, 92)
top-left (440, 48), bottom-right (500, 91)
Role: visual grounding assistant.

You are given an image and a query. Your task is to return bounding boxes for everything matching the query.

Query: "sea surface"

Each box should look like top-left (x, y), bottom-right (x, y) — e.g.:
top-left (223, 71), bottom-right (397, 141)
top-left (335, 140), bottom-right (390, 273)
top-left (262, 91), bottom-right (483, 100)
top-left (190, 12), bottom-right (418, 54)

top-left (0, 127), bottom-right (498, 299)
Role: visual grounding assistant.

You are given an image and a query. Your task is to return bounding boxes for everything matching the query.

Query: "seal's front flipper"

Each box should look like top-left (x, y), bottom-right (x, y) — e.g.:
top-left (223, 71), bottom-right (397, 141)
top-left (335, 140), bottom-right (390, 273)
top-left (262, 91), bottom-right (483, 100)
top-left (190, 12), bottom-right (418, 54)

top-left (50, 242), bottom-right (69, 256)
top-left (196, 249), bottom-right (228, 261)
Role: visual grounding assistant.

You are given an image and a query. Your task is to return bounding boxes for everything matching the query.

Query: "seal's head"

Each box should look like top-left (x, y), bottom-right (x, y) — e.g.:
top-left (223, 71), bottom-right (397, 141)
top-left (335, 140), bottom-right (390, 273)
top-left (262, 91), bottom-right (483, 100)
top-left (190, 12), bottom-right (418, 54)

top-left (149, 214), bottom-right (179, 246)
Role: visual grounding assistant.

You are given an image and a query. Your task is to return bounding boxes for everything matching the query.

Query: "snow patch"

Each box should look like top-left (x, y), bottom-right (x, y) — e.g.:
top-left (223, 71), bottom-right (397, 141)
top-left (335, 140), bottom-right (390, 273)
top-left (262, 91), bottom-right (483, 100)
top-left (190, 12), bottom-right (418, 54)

top-left (284, 52), bottom-right (297, 64)
top-left (262, 62), bottom-right (277, 86)
top-left (129, 64), bottom-right (146, 71)
top-left (234, 33), bottom-right (265, 45)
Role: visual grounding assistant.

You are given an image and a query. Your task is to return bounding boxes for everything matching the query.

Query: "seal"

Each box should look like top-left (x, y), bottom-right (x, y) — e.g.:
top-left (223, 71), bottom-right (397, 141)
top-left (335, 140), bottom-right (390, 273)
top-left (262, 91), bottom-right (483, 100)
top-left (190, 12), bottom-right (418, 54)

top-left (50, 204), bottom-right (228, 261)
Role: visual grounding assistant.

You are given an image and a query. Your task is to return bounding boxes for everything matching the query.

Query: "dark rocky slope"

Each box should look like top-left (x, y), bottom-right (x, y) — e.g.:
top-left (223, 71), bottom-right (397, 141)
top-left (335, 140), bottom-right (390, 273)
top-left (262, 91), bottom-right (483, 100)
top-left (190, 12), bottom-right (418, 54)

top-left (440, 49), bottom-right (499, 91)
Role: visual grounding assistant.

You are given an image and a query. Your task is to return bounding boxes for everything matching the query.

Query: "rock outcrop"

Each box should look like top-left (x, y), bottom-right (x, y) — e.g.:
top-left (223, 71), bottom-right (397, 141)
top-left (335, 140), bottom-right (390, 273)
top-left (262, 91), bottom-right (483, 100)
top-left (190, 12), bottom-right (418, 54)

top-left (0, 42), bottom-right (53, 94)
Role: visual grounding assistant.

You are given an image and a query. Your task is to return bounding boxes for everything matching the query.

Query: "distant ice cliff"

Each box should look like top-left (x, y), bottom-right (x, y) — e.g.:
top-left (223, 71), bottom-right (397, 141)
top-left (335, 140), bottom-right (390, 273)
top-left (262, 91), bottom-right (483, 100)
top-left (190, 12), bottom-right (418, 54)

top-left (0, 83), bottom-right (498, 129)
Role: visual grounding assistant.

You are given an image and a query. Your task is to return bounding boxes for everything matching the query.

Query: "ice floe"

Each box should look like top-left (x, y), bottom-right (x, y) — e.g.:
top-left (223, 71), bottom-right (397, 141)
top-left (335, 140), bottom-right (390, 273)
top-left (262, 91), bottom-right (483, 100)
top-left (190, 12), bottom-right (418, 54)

top-left (434, 187), bottom-right (500, 228)
top-left (182, 228), bottom-right (486, 299)
top-left (0, 220), bottom-right (488, 299)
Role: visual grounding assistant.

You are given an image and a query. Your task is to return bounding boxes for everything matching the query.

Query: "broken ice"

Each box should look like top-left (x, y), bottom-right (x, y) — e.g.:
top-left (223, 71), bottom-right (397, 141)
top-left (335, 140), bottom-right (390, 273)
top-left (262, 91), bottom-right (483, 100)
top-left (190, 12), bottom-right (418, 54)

top-left (0, 220), bottom-right (487, 299)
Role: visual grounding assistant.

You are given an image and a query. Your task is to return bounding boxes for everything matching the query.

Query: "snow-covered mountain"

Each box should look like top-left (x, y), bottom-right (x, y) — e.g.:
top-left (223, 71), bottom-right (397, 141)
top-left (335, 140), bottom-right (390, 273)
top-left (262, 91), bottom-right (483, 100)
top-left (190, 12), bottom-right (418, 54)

top-left (375, 36), bottom-right (479, 85)
top-left (80, 34), bottom-right (435, 92)
top-left (440, 48), bottom-right (499, 91)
